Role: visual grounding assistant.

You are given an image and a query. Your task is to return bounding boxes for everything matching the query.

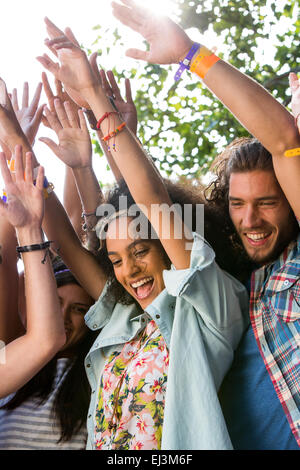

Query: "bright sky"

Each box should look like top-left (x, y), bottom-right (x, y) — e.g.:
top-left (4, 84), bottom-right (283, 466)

top-left (0, 0), bottom-right (176, 199)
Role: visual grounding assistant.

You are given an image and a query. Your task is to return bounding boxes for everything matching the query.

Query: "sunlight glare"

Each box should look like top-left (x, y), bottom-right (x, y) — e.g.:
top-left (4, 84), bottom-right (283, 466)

top-left (135, 0), bottom-right (176, 17)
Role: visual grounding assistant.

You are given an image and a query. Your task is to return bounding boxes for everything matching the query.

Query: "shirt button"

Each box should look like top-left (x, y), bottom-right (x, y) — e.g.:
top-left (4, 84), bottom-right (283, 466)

top-left (86, 364), bottom-right (91, 368)
top-left (156, 314), bottom-right (160, 319)
top-left (93, 324), bottom-right (98, 329)
top-left (88, 414), bottom-right (92, 419)
top-left (283, 280), bottom-right (290, 286)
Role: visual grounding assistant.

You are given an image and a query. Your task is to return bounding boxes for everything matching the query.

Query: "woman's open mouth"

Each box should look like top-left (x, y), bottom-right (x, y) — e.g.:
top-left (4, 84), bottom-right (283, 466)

top-left (130, 277), bottom-right (154, 300)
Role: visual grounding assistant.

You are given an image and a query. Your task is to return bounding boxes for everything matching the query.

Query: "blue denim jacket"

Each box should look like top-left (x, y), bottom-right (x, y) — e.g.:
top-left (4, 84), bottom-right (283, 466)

top-left (84, 233), bottom-right (249, 450)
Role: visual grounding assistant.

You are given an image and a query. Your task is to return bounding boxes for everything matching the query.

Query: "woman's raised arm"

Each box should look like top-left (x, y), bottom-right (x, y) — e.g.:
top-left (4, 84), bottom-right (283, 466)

top-left (0, 147), bottom-right (65, 398)
top-left (38, 18), bottom-right (193, 269)
top-left (112, 0), bottom-right (300, 219)
top-left (0, 78), bottom-right (106, 301)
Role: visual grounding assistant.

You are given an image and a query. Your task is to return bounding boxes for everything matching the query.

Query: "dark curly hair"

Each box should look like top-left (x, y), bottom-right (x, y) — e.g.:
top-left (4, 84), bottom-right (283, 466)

top-left (204, 136), bottom-right (299, 278)
top-left (95, 177), bottom-right (251, 305)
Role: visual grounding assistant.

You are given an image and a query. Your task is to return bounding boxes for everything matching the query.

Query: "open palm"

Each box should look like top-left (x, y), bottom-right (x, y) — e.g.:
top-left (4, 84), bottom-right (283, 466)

top-left (39, 99), bottom-right (92, 169)
top-left (37, 18), bottom-right (98, 96)
top-left (12, 82), bottom-right (44, 146)
top-left (0, 150), bottom-right (44, 229)
top-left (112, 0), bottom-right (193, 64)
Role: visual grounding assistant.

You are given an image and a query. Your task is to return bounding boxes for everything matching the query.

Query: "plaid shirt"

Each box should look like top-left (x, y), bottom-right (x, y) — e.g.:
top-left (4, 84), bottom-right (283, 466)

top-left (250, 231), bottom-right (300, 447)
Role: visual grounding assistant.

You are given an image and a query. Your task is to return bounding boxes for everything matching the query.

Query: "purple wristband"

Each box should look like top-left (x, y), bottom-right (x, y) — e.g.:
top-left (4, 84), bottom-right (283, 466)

top-left (174, 43), bottom-right (201, 81)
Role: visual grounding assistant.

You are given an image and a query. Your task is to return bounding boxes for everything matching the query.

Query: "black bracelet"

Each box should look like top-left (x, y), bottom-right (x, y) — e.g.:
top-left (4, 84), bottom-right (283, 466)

top-left (16, 241), bottom-right (53, 264)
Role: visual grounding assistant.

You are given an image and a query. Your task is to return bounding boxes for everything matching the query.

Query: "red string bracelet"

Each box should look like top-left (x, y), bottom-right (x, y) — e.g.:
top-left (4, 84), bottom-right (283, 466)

top-left (96, 111), bottom-right (119, 130)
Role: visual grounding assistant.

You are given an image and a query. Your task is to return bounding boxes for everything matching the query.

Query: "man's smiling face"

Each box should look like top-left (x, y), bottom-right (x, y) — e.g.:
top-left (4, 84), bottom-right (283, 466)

top-left (229, 169), bottom-right (298, 265)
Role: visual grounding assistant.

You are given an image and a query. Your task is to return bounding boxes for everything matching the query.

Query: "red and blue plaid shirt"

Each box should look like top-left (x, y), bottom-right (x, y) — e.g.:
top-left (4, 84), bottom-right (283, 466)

top-left (250, 231), bottom-right (300, 447)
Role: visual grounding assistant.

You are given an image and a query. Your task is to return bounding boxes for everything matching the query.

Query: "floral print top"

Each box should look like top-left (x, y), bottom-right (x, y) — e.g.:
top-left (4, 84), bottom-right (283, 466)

top-left (94, 319), bottom-right (169, 450)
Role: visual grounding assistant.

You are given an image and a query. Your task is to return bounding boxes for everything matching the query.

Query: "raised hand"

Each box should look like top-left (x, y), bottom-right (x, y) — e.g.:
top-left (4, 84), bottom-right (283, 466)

top-left (42, 44), bottom-right (90, 110)
top-left (0, 146), bottom-right (44, 229)
top-left (111, 0), bottom-right (193, 64)
top-left (41, 72), bottom-right (80, 127)
top-left (39, 98), bottom-right (92, 168)
top-left (0, 79), bottom-right (24, 148)
top-left (37, 18), bottom-right (99, 98)
top-left (99, 69), bottom-right (137, 135)
top-left (11, 82), bottom-right (44, 146)
top-left (289, 72), bottom-right (300, 131)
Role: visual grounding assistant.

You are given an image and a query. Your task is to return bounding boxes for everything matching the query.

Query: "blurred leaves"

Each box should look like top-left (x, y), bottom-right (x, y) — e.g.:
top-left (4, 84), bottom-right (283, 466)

top-left (91, 0), bottom-right (300, 180)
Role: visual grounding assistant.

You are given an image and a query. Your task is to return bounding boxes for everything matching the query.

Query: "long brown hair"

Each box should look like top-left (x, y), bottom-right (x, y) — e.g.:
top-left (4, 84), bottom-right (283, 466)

top-left (96, 177), bottom-right (251, 305)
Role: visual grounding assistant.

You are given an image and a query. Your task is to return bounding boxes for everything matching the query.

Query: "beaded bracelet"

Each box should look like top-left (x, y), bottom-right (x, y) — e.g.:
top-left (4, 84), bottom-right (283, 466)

top-left (102, 122), bottom-right (126, 151)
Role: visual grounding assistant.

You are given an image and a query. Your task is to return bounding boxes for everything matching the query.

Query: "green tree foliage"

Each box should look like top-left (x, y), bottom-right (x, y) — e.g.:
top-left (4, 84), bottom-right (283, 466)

top-left (90, 0), bottom-right (300, 179)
